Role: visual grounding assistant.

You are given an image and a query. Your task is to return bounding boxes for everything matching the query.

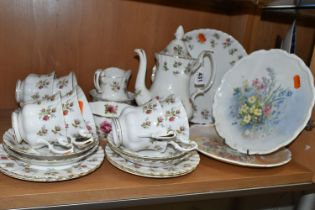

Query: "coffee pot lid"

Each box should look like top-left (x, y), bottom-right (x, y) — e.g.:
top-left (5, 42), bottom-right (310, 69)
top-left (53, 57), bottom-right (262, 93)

top-left (160, 25), bottom-right (191, 58)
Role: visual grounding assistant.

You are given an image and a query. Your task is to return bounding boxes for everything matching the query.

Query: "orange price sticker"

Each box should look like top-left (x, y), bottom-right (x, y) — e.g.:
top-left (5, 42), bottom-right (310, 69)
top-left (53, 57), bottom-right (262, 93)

top-left (78, 100), bottom-right (84, 113)
top-left (293, 74), bottom-right (300, 89)
top-left (198, 33), bottom-right (206, 43)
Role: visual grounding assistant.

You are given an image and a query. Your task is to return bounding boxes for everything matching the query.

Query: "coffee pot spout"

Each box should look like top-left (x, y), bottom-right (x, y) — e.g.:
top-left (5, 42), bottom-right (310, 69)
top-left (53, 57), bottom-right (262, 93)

top-left (134, 49), bottom-right (153, 105)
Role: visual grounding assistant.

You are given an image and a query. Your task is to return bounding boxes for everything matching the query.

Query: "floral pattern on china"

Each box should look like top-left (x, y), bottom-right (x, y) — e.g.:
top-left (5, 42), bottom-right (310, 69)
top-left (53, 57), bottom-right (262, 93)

top-left (190, 124), bottom-right (292, 167)
top-left (134, 25), bottom-right (215, 119)
top-left (182, 29), bottom-right (247, 124)
top-left (230, 67), bottom-right (293, 138)
top-left (213, 49), bottom-right (315, 155)
top-left (0, 145), bottom-right (104, 182)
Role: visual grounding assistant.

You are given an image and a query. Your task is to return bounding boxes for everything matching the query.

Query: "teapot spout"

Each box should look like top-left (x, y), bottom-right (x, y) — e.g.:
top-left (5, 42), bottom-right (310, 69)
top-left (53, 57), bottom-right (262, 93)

top-left (134, 49), bottom-right (152, 105)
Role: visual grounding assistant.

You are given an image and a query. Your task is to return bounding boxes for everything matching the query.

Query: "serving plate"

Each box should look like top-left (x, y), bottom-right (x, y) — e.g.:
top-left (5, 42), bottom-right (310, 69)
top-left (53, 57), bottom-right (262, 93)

top-left (190, 124), bottom-right (291, 167)
top-left (213, 49), bottom-right (315, 154)
top-left (0, 145), bottom-right (104, 182)
top-left (183, 29), bottom-right (247, 124)
top-left (105, 145), bottom-right (199, 178)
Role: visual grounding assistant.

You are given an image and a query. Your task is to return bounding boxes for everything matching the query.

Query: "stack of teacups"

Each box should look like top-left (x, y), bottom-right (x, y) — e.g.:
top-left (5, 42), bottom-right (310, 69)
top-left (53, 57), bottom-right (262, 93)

top-left (16, 72), bottom-right (78, 105)
top-left (2, 72), bottom-right (100, 171)
top-left (105, 95), bottom-right (200, 178)
top-left (90, 67), bottom-right (134, 104)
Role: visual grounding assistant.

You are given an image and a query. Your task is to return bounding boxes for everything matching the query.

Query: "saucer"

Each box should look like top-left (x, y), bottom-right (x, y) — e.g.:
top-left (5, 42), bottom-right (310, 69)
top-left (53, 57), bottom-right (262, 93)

top-left (0, 144), bottom-right (104, 182)
top-left (106, 140), bottom-right (193, 168)
top-left (105, 145), bottom-right (200, 178)
top-left (89, 89), bottom-right (135, 104)
top-left (106, 133), bottom-right (186, 161)
top-left (190, 124), bottom-right (292, 167)
top-left (3, 141), bottom-right (99, 167)
top-left (89, 101), bottom-right (132, 118)
top-left (3, 129), bottom-right (98, 160)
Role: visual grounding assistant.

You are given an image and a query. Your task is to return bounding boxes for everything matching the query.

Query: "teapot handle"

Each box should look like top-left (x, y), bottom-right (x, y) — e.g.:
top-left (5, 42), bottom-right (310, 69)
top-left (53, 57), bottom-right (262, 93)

top-left (93, 69), bottom-right (103, 93)
top-left (190, 50), bottom-right (215, 109)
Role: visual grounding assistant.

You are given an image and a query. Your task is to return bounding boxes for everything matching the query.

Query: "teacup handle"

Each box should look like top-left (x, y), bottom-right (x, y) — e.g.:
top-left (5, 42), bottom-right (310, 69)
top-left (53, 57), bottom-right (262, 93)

top-left (138, 131), bottom-right (176, 141)
top-left (167, 141), bottom-right (198, 152)
top-left (151, 130), bottom-right (176, 140)
top-left (32, 138), bottom-right (74, 155)
top-left (190, 51), bottom-right (215, 107)
top-left (94, 69), bottom-right (103, 93)
top-left (70, 129), bottom-right (94, 148)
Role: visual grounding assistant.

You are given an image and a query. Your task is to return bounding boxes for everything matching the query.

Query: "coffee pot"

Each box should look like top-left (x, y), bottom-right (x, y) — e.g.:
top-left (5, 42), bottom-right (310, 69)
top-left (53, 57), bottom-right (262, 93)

top-left (134, 25), bottom-right (215, 119)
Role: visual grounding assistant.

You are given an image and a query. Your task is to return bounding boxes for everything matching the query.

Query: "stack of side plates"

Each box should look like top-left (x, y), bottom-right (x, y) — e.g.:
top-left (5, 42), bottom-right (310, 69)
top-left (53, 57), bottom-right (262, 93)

top-left (105, 134), bottom-right (200, 178)
top-left (0, 129), bottom-right (104, 182)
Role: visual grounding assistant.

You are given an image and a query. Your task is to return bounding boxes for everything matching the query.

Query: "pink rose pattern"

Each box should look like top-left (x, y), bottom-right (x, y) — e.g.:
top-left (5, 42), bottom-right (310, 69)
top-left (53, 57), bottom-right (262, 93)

top-left (100, 120), bottom-right (112, 134)
top-left (105, 104), bottom-right (118, 114)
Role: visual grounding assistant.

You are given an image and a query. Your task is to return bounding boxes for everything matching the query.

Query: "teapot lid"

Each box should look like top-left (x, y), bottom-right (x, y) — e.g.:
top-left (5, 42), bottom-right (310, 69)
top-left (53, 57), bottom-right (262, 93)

top-left (160, 25), bottom-right (191, 59)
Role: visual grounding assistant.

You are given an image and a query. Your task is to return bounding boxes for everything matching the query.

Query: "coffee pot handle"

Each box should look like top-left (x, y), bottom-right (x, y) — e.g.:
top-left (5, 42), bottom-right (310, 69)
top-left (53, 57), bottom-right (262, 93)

top-left (190, 50), bottom-right (215, 108)
top-left (94, 69), bottom-right (103, 93)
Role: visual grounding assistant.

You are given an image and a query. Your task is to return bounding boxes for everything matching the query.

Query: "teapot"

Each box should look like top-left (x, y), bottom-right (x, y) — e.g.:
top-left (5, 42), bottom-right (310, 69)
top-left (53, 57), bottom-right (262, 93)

top-left (134, 25), bottom-right (215, 119)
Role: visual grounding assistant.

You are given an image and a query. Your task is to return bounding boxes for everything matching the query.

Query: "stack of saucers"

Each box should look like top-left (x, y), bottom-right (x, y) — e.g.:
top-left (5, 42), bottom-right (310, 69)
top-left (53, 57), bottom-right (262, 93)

top-left (106, 134), bottom-right (199, 178)
top-left (0, 129), bottom-right (104, 182)
top-left (0, 72), bottom-right (104, 182)
top-left (105, 95), bottom-right (200, 178)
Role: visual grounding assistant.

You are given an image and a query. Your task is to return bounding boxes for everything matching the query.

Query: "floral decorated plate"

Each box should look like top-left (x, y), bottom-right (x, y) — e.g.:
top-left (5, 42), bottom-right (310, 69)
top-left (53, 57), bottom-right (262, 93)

top-left (106, 133), bottom-right (186, 161)
top-left (3, 129), bottom-right (98, 159)
top-left (89, 89), bottom-right (135, 104)
top-left (183, 29), bottom-right (247, 124)
top-left (105, 145), bottom-right (199, 178)
top-left (106, 141), bottom-right (194, 168)
top-left (0, 144), bottom-right (104, 182)
top-left (89, 101), bottom-right (132, 118)
top-left (3, 141), bottom-right (99, 167)
top-left (190, 124), bottom-right (292, 167)
top-left (213, 49), bottom-right (315, 155)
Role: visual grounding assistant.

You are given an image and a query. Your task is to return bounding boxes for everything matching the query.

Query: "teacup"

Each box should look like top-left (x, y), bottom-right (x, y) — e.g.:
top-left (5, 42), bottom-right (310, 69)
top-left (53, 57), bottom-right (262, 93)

top-left (111, 98), bottom-right (196, 153)
top-left (76, 86), bottom-right (98, 139)
top-left (94, 67), bottom-right (131, 101)
top-left (61, 89), bottom-right (94, 148)
top-left (16, 72), bottom-right (79, 105)
top-left (16, 72), bottom-right (55, 104)
top-left (160, 95), bottom-right (191, 144)
top-left (53, 72), bottom-right (78, 96)
top-left (11, 93), bottom-right (73, 154)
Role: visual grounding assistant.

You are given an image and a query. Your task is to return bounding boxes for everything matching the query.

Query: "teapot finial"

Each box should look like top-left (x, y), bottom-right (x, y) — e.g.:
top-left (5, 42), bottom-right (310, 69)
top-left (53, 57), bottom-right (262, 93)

top-left (175, 25), bottom-right (184, 40)
top-left (160, 25), bottom-right (191, 58)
